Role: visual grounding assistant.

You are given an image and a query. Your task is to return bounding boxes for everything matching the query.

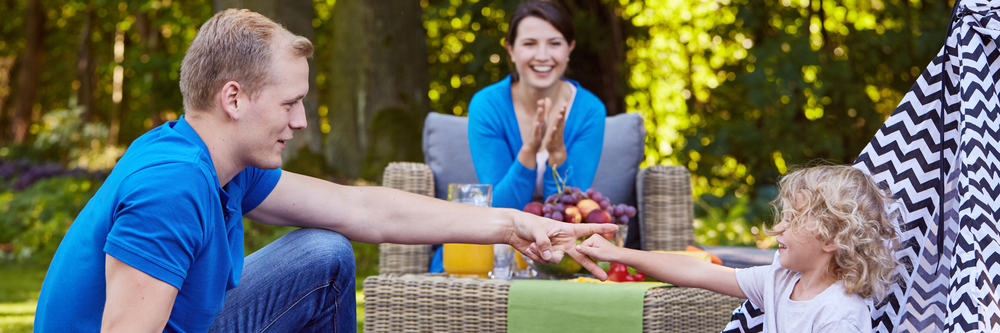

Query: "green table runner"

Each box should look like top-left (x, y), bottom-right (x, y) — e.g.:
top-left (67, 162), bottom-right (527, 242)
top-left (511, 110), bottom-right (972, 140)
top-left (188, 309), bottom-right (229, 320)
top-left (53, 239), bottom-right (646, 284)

top-left (507, 279), bottom-right (669, 333)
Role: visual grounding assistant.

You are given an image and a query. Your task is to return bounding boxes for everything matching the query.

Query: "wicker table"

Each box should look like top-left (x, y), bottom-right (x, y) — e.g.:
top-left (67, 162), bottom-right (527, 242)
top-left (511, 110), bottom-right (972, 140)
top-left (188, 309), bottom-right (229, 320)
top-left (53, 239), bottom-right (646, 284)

top-left (363, 274), bottom-right (745, 333)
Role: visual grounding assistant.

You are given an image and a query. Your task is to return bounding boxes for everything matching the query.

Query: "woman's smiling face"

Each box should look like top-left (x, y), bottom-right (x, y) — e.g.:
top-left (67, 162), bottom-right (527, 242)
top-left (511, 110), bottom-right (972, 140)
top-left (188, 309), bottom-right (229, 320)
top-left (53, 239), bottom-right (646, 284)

top-left (506, 16), bottom-right (575, 90)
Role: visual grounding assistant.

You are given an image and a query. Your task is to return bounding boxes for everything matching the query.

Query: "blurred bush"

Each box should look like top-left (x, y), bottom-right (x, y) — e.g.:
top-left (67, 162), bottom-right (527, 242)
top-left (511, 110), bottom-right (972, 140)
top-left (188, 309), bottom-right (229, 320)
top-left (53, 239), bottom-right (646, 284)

top-left (0, 161), bottom-right (102, 262)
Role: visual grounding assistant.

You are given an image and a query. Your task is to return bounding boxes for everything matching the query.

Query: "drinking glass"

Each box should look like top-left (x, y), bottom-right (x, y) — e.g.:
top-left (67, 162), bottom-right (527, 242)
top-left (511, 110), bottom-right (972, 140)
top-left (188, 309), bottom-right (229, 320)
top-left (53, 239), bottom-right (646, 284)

top-left (614, 223), bottom-right (629, 247)
top-left (490, 244), bottom-right (514, 279)
top-left (443, 184), bottom-right (495, 278)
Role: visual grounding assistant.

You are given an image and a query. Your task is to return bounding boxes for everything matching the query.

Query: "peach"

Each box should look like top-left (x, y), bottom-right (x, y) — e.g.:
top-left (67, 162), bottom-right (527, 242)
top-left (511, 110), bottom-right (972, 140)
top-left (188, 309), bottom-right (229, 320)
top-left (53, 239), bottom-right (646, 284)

top-left (563, 205), bottom-right (583, 223)
top-left (576, 199), bottom-right (600, 218)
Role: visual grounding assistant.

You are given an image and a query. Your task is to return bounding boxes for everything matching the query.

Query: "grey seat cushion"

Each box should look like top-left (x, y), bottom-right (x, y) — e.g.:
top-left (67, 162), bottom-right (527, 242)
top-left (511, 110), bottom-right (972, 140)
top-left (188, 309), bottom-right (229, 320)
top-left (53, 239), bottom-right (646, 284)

top-left (421, 112), bottom-right (645, 205)
top-left (592, 113), bottom-right (645, 207)
top-left (423, 112), bottom-right (479, 200)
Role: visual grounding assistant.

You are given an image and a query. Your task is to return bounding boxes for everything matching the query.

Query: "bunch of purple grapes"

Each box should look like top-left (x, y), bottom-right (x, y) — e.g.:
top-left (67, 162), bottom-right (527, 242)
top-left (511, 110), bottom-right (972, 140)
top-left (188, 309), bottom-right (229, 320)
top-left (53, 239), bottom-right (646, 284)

top-left (537, 186), bottom-right (636, 224)
top-left (544, 186), bottom-right (610, 208)
top-left (607, 202), bottom-right (637, 224)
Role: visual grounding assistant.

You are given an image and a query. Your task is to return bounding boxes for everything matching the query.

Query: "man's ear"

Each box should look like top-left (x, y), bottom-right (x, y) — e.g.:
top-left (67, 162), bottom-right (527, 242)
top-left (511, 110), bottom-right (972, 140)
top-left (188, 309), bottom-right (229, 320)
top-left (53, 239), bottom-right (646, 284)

top-left (219, 81), bottom-right (242, 121)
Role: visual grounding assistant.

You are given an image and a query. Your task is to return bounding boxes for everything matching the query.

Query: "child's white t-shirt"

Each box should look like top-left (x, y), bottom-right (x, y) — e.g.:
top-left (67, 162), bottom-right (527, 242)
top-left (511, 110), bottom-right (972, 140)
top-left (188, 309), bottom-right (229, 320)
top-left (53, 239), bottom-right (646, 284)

top-left (735, 263), bottom-right (871, 332)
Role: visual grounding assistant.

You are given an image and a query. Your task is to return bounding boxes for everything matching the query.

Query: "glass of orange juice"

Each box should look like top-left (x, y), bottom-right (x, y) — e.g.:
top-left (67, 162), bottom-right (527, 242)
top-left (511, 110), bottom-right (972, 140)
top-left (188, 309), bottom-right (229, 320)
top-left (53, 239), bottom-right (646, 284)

top-left (443, 184), bottom-right (494, 278)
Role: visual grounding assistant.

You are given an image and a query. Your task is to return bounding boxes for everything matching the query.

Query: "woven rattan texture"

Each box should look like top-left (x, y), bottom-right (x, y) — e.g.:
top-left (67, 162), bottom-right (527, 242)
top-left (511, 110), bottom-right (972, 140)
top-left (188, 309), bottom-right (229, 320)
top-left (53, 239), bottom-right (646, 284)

top-left (364, 274), bottom-right (511, 333)
top-left (363, 274), bottom-right (744, 333)
top-left (379, 162), bottom-right (434, 274)
top-left (642, 285), bottom-right (745, 331)
top-left (637, 165), bottom-right (694, 251)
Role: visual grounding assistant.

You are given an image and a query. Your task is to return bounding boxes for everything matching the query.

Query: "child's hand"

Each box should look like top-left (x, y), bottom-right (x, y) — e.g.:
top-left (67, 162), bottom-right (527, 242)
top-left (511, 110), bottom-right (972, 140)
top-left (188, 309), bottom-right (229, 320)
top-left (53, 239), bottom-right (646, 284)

top-left (575, 234), bottom-right (623, 263)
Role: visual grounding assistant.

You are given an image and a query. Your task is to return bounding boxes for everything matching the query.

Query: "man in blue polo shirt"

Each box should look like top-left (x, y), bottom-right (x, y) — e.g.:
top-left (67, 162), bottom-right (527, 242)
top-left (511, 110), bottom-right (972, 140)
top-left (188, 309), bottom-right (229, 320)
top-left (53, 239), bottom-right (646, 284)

top-left (33, 9), bottom-right (617, 333)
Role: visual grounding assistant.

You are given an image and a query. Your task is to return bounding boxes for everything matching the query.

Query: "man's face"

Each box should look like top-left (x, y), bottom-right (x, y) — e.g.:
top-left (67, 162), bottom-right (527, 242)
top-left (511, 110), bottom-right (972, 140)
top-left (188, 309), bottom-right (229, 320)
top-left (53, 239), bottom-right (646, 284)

top-left (237, 46), bottom-right (309, 170)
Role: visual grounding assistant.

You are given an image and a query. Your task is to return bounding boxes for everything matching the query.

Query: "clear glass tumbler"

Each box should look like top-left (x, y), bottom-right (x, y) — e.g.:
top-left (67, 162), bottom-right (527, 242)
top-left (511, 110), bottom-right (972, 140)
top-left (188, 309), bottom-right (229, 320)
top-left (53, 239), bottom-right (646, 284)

top-left (443, 184), bottom-right (495, 278)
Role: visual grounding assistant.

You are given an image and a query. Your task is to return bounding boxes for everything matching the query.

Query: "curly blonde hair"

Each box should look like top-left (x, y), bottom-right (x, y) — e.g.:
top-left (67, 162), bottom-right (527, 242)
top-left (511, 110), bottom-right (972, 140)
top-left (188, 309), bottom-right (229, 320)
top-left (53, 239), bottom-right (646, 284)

top-left (766, 165), bottom-right (899, 299)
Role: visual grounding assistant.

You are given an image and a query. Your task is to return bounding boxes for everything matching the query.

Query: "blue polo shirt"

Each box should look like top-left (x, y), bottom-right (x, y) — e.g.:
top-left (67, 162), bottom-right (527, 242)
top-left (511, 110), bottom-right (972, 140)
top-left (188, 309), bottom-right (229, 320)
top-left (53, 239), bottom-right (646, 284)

top-left (34, 117), bottom-right (281, 332)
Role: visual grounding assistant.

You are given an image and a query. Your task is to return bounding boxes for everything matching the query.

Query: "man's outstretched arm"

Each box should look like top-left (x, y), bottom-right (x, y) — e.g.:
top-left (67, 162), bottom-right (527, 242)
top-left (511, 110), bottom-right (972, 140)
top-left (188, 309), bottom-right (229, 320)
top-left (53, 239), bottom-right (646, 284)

top-left (101, 254), bottom-right (177, 333)
top-left (246, 171), bottom-right (618, 279)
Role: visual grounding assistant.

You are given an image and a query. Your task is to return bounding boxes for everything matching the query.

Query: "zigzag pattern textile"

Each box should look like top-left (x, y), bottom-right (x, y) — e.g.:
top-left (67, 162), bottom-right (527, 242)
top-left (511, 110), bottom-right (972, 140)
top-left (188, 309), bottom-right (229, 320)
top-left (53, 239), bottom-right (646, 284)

top-left (720, 0), bottom-right (1000, 331)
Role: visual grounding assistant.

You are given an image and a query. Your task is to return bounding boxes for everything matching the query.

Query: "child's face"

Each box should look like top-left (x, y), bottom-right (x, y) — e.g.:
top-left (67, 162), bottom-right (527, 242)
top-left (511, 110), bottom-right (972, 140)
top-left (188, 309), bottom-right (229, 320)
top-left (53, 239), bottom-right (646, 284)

top-left (774, 199), bottom-right (837, 274)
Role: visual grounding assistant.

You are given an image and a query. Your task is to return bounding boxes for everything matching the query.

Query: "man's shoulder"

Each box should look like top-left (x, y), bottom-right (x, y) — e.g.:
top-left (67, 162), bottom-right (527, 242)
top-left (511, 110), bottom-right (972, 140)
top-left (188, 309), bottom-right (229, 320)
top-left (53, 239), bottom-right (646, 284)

top-left (113, 156), bottom-right (217, 203)
top-left (116, 128), bottom-right (215, 185)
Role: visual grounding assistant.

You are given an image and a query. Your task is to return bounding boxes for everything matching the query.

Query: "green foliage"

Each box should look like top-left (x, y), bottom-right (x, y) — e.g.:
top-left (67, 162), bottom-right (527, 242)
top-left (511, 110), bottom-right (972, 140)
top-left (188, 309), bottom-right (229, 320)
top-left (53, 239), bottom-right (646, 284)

top-left (621, 0), bottom-right (950, 244)
top-left (0, 176), bottom-right (99, 261)
top-left (352, 241), bottom-right (379, 278)
top-left (243, 219), bottom-right (298, 256)
top-left (2, 0), bottom-right (213, 144)
top-left (0, 0), bottom-right (956, 254)
top-left (422, 0), bottom-right (518, 116)
top-left (363, 107), bottom-right (425, 181)
top-left (28, 106), bottom-right (123, 170)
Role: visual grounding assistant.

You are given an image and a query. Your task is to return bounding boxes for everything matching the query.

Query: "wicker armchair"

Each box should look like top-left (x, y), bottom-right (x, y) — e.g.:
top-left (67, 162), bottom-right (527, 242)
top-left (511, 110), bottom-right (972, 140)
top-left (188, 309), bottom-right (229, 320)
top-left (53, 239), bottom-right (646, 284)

top-left (368, 162), bottom-right (746, 332)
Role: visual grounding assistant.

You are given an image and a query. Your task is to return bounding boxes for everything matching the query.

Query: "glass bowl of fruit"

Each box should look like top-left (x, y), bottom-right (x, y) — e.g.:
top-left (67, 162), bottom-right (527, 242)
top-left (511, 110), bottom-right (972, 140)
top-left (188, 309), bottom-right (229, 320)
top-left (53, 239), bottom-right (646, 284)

top-left (528, 255), bottom-right (583, 279)
top-left (522, 186), bottom-right (638, 278)
top-left (523, 186), bottom-right (636, 246)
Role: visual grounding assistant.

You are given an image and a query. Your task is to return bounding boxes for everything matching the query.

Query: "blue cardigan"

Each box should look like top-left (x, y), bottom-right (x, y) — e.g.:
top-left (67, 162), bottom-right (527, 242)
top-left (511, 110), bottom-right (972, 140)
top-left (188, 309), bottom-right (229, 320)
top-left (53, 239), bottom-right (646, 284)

top-left (468, 75), bottom-right (606, 210)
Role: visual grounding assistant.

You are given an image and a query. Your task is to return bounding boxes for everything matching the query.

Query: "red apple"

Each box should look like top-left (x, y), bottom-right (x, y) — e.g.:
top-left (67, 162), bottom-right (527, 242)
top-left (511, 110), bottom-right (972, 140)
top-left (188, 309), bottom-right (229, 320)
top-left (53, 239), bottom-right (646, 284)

top-left (523, 201), bottom-right (543, 216)
top-left (585, 209), bottom-right (612, 224)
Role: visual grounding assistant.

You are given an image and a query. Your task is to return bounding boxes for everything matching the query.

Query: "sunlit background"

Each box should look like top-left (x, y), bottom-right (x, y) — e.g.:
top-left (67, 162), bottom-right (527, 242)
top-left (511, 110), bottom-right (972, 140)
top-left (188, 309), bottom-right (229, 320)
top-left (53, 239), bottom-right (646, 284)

top-left (0, 0), bottom-right (951, 330)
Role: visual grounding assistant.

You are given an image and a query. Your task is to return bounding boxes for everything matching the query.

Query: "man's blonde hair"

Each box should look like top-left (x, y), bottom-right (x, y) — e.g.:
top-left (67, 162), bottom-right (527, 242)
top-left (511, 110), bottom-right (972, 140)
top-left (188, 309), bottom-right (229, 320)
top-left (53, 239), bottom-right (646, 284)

top-left (766, 165), bottom-right (899, 299)
top-left (180, 9), bottom-right (314, 112)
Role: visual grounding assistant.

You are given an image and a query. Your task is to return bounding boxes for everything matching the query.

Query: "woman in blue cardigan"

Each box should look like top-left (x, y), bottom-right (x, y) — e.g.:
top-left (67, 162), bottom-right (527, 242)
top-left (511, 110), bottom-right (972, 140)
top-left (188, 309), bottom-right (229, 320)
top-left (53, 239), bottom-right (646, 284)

top-left (430, 1), bottom-right (607, 273)
top-left (468, 1), bottom-right (606, 211)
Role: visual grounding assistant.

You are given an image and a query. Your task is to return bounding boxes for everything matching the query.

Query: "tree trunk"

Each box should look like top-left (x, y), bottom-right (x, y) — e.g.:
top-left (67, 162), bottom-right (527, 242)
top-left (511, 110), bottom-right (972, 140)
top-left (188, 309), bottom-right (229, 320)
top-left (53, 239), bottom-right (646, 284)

top-left (76, 5), bottom-right (95, 120)
top-left (214, 0), bottom-right (322, 161)
top-left (560, 0), bottom-right (629, 116)
top-left (10, 0), bottom-right (44, 143)
top-left (0, 56), bottom-right (14, 135)
top-left (327, 0), bottom-right (430, 180)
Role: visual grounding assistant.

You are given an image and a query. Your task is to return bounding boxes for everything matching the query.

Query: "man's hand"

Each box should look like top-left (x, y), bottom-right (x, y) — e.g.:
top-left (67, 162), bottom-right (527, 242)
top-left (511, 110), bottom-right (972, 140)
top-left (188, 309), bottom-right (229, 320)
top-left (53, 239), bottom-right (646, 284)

top-left (102, 254), bottom-right (177, 333)
top-left (507, 213), bottom-right (618, 280)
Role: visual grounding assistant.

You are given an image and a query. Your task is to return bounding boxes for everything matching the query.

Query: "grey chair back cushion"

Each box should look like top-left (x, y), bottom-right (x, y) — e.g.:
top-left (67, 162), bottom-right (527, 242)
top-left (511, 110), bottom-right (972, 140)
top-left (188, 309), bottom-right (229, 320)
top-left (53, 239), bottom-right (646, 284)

top-left (421, 112), bottom-right (645, 204)
top-left (592, 113), bottom-right (645, 207)
top-left (423, 112), bottom-right (479, 200)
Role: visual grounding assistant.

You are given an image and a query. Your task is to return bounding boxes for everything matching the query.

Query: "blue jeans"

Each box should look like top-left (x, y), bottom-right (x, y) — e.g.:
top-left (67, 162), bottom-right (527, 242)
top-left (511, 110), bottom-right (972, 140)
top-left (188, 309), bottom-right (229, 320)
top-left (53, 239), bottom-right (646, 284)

top-left (209, 228), bottom-right (356, 333)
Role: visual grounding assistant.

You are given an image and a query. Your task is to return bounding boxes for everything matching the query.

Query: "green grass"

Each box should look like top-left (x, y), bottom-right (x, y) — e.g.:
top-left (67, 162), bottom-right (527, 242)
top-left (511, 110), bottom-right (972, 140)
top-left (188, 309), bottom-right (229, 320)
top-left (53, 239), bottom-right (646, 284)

top-left (0, 262), bottom-right (370, 332)
top-left (0, 262), bottom-right (46, 333)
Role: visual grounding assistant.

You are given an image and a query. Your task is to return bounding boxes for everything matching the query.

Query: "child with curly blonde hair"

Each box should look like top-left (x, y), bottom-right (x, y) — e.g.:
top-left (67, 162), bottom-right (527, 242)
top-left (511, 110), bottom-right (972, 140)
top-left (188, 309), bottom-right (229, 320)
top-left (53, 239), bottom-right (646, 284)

top-left (577, 165), bottom-right (899, 332)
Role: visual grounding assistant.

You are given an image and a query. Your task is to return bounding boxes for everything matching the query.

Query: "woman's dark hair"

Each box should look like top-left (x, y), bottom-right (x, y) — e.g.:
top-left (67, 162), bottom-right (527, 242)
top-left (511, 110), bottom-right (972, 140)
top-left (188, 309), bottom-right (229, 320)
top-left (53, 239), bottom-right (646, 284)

top-left (506, 1), bottom-right (575, 82)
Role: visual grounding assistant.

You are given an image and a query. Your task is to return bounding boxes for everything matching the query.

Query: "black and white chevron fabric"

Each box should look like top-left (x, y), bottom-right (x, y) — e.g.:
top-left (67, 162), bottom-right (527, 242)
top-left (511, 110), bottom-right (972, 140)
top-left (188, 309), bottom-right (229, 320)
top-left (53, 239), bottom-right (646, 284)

top-left (720, 0), bottom-right (1000, 331)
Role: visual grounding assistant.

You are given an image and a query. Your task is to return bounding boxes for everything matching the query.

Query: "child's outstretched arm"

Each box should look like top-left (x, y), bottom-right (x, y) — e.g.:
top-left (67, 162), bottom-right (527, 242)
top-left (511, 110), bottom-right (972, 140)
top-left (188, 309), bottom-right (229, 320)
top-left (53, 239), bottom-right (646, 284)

top-left (576, 235), bottom-right (746, 299)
